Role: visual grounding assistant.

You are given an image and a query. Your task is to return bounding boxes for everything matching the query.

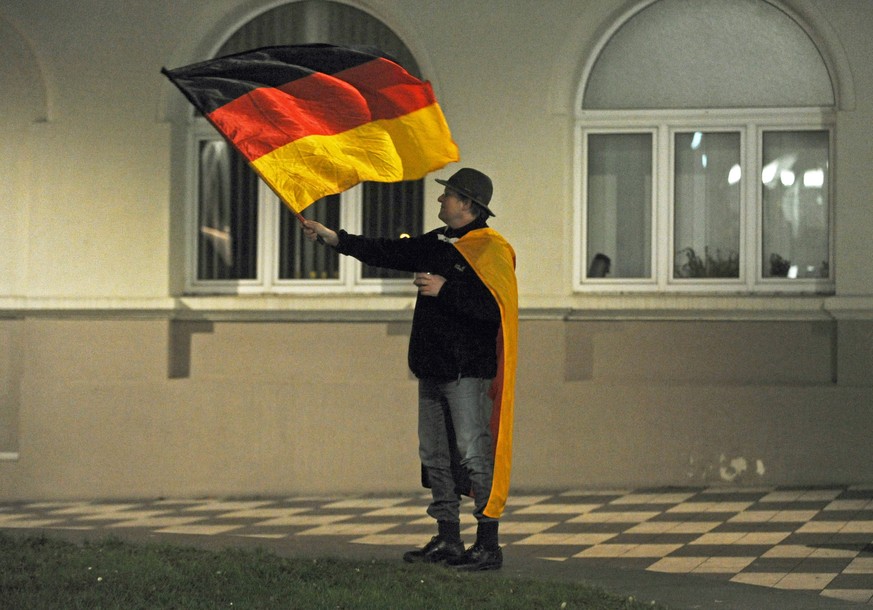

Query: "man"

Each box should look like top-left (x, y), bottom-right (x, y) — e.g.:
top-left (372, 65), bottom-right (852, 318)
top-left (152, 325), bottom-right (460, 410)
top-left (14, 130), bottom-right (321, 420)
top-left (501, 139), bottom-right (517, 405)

top-left (302, 168), bottom-right (518, 571)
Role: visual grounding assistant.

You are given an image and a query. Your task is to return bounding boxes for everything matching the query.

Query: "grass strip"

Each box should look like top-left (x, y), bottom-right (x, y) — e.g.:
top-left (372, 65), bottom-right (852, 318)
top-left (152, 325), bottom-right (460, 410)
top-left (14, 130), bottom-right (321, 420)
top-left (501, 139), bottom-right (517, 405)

top-left (0, 532), bottom-right (666, 609)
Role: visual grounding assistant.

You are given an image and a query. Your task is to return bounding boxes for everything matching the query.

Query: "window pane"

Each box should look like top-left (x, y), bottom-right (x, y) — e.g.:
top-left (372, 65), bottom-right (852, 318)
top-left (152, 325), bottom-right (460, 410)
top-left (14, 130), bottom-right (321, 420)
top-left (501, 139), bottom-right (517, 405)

top-left (673, 132), bottom-right (741, 279)
top-left (361, 181), bottom-right (424, 279)
top-left (586, 133), bottom-right (652, 279)
top-left (278, 196), bottom-right (340, 280)
top-left (761, 131), bottom-right (830, 279)
top-left (197, 140), bottom-right (258, 280)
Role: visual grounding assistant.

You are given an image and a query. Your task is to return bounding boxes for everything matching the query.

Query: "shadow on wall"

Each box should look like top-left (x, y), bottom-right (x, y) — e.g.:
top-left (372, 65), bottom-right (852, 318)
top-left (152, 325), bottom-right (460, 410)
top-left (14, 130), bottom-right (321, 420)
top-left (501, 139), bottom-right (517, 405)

top-left (168, 320), bottom-right (215, 379)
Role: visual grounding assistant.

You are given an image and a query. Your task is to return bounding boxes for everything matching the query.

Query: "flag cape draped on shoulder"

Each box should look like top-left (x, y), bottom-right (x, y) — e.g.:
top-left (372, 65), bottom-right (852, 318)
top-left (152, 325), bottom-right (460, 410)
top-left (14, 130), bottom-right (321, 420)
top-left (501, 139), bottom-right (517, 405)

top-left (162, 44), bottom-right (459, 213)
top-left (453, 228), bottom-right (518, 519)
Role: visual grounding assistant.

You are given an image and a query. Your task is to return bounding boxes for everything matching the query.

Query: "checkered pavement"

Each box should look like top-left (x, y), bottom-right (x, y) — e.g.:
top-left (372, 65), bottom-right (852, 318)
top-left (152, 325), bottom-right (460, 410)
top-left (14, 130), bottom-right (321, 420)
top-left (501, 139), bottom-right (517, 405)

top-left (3, 486), bottom-right (873, 605)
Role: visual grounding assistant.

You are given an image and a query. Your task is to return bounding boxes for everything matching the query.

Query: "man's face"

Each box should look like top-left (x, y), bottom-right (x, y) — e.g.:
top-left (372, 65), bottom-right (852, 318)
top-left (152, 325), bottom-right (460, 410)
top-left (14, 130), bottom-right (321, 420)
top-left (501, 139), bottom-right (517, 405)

top-left (438, 188), bottom-right (471, 228)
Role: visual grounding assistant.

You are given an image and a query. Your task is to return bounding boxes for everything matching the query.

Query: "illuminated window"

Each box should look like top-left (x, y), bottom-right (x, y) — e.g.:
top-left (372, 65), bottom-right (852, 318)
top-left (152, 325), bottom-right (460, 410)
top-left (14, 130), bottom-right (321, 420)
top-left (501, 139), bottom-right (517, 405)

top-left (576, 0), bottom-right (834, 293)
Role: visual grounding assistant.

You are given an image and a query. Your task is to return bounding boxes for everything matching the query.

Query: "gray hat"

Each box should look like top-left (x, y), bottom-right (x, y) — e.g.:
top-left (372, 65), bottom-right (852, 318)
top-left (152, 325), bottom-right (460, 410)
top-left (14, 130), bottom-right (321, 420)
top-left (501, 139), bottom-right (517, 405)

top-left (435, 168), bottom-right (495, 217)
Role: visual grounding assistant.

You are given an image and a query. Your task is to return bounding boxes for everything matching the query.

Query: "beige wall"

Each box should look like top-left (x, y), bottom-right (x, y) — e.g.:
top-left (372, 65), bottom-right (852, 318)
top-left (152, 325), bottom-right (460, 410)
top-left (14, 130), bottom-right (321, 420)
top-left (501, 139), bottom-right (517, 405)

top-left (2, 0), bottom-right (873, 500)
top-left (0, 317), bottom-right (422, 499)
top-left (2, 315), bottom-right (871, 501)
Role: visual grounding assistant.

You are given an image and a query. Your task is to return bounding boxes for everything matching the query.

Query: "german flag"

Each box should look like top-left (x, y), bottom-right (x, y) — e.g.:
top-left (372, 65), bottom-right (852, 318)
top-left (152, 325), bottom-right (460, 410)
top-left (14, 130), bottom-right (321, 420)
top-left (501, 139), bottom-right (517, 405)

top-left (162, 45), bottom-right (459, 213)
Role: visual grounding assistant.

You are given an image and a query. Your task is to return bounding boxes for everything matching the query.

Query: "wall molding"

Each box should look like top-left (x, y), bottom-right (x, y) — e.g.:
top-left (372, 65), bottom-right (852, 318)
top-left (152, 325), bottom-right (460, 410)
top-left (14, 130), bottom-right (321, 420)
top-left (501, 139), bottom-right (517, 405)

top-left (2, 295), bottom-right (872, 322)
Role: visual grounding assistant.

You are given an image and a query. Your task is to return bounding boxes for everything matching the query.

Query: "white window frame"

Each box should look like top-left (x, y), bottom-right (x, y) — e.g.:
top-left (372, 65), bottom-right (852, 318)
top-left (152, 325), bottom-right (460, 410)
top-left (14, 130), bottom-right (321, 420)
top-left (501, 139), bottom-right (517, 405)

top-left (184, 125), bottom-right (417, 296)
top-left (574, 107), bottom-right (835, 294)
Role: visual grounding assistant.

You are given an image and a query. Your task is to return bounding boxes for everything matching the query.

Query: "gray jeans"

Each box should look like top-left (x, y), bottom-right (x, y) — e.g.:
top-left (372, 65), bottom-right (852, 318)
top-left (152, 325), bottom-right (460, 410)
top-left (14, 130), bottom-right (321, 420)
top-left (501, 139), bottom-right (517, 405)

top-left (418, 377), bottom-right (496, 524)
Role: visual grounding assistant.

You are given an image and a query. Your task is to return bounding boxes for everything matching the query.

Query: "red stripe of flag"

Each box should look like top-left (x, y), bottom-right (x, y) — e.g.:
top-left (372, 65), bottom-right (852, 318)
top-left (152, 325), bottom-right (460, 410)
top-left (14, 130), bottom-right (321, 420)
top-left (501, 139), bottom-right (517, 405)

top-left (334, 57), bottom-right (437, 117)
top-left (207, 57), bottom-right (437, 163)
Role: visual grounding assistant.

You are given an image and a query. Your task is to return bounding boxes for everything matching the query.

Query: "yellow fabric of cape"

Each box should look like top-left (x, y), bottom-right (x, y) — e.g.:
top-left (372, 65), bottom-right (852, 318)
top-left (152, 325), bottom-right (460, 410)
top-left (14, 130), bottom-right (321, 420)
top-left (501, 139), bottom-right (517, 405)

top-left (453, 227), bottom-right (518, 519)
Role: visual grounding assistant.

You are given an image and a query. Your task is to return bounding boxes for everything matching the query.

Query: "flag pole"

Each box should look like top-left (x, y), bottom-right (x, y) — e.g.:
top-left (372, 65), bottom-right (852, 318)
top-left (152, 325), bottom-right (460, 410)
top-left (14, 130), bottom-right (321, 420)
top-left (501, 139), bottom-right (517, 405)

top-left (293, 209), bottom-right (325, 244)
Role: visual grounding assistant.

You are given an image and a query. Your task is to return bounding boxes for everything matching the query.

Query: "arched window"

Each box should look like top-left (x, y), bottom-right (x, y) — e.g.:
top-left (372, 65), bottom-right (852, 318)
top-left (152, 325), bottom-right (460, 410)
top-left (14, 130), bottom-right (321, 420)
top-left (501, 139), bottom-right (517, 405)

top-left (188, 1), bottom-right (423, 293)
top-left (575, 0), bottom-right (834, 293)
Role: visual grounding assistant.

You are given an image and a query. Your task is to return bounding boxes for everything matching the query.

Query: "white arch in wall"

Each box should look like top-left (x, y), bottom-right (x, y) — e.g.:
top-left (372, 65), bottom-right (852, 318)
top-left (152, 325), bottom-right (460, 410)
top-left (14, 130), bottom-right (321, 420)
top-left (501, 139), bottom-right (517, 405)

top-left (0, 15), bottom-right (50, 126)
top-left (546, 0), bottom-right (855, 115)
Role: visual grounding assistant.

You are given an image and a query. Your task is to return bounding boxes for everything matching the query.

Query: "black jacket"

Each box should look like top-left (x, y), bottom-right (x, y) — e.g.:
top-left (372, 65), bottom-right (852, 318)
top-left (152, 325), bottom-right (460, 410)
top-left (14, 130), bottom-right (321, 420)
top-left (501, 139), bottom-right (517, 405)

top-left (334, 217), bottom-right (501, 380)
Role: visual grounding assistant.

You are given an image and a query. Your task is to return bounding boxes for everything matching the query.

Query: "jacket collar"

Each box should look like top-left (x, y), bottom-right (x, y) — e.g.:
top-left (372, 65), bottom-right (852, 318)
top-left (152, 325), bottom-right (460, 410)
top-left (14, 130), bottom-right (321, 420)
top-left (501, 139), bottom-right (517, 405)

top-left (443, 216), bottom-right (488, 240)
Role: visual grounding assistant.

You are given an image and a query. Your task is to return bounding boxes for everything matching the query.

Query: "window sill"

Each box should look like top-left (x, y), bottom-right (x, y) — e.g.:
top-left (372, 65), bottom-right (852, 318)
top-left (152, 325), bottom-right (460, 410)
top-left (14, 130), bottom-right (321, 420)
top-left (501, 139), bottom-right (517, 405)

top-left (1, 295), bottom-right (871, 322)
top-left (526, 295), bottom-right (873, 322)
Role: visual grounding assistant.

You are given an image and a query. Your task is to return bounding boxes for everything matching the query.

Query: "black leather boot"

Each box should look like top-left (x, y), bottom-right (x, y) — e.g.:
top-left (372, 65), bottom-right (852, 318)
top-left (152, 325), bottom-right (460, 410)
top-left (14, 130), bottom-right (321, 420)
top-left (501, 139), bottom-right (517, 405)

top-left (402, 535), bottom-right (465, 563)
top-left (448, 542), bottom-right (503, 571)
top-left (448, 521), bottom-right (502, 571)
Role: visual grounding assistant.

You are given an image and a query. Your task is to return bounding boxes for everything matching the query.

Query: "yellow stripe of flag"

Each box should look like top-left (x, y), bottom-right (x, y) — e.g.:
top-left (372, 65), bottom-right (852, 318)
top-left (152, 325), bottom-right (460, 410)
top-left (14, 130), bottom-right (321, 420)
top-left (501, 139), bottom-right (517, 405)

top-left (252, 105), bottom-right (456, 213)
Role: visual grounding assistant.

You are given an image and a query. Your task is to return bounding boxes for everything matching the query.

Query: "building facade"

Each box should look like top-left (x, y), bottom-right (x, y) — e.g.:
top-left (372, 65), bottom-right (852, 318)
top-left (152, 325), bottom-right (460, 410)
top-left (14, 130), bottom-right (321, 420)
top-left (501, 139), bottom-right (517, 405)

top-left (1, 0), bottom-right (872, 501)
